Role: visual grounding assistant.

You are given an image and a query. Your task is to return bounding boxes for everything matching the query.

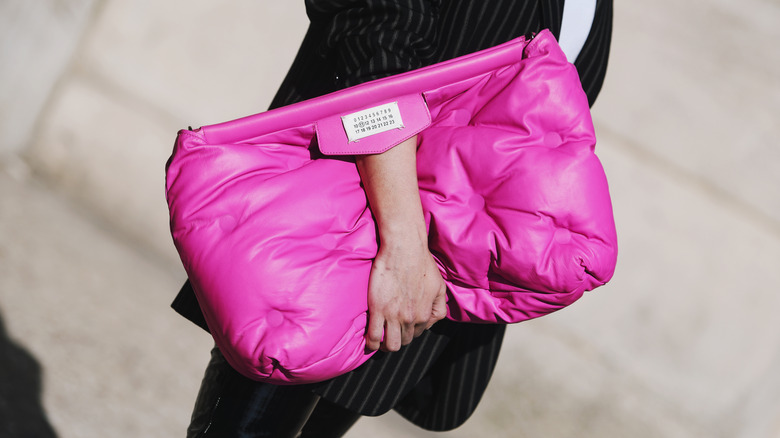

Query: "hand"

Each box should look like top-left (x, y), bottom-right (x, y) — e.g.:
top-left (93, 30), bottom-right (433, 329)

top-left (364, 237), bottom-right (448, 352)
top-left (355, 135), bottom-right (447, 352)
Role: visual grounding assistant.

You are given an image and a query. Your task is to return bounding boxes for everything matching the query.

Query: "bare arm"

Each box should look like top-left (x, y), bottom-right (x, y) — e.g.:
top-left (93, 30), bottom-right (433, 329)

top-left (356, 135), bottom-right (447, 352)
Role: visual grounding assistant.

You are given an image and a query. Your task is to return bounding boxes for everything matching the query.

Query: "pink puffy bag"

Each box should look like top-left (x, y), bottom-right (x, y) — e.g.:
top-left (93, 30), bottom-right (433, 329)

top-left (165, 30), bottom-right (617, 384)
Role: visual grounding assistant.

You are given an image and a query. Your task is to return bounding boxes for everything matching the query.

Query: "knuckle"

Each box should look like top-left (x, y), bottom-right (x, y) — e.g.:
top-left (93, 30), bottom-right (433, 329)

top-left (367, 326), bottom-right (383, 342)
top-left (401, 324), bottom-right (415, 339)
top-left (401, 310), bottom-right (416, 325)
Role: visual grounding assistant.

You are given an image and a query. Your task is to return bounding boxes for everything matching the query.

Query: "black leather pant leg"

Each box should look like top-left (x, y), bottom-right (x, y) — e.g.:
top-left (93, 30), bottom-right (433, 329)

top-left (187, 347), bottom-right (320, 438)
top-left (299, 397), bottom-right (361, 438)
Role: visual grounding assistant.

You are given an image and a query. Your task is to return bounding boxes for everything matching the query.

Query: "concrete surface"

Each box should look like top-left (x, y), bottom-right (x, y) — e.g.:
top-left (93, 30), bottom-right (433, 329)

top-left (2, 0), bottom-right (780, 437)
top-left (0, 0), bottom-right (97, 155)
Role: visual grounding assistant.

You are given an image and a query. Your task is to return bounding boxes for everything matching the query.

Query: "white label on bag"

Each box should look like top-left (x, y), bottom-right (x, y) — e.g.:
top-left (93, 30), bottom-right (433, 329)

top-left (341, 101), bottom-right (404, 142)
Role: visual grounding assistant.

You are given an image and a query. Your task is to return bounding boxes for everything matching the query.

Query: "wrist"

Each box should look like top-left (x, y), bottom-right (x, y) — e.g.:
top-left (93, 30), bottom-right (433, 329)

top-left (377, 219), bottom-right (428, 250)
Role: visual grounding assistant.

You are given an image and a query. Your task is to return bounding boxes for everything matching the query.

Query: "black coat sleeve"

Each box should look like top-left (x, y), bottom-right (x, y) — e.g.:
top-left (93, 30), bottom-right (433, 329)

top-left (307, 0), bottom-right (441, 88)
top-left (269, 0), bottom-right (440, 108)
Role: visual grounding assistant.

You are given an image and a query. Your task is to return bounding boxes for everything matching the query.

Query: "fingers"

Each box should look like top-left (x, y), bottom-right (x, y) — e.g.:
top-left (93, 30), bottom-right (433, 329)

top-left (365, 312), bottom-right (385, 352)
top-left (381, 321), bottom-right (403, 352)
top-left (413, 321), bottom-right (427, 338)
top-left (366, 310), bottom-right (420, 352)
top-left (429, 287), bottom-right (448, 325)
top-left (365, 250), bottom-right (448, 353)
top-left (381, 314), bottom-right (417, 352)
top-left (372, 310), bottom-right (428, 352)
top-left (372, 286), bottom-right (448, 352)
top-left (413, 299), bottom-right (436, 337)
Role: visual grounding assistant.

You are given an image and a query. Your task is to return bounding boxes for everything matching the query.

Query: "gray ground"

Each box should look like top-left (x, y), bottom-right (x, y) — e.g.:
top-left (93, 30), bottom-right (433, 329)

top-left (1, 0), bottom-right (779, 437)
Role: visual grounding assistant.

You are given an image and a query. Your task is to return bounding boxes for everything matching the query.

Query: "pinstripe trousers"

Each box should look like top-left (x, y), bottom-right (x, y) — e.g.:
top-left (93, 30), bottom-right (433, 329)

top-left (177, 0), bottom-right (613, 435)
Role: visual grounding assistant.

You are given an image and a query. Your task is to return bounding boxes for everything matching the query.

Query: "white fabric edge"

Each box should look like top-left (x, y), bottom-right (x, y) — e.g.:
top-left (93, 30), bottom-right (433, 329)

top-left (558, 0), bottom-right (597, 63)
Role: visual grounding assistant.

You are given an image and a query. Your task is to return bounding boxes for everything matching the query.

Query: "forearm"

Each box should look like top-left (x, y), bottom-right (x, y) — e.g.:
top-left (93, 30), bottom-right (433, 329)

top-left (355, 135), bottom-right (427, 247)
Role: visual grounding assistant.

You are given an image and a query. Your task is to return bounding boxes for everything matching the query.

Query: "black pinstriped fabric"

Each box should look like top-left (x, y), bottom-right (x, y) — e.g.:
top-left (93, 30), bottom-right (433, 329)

top-left (172, 0), bottom-right (612, 432)
top-left (541, 0), bottom-right (564, 39)
top-left (269, 0), bottom-right (611, 109)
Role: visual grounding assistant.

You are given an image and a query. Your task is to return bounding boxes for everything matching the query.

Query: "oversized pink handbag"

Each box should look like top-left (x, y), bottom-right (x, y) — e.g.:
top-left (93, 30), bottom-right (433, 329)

top-left (166, 30), bottom-right (617, 384)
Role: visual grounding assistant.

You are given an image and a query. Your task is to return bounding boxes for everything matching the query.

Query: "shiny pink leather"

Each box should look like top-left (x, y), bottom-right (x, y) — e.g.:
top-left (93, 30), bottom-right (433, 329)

top-left (165, 30), bottom-right (617, 384)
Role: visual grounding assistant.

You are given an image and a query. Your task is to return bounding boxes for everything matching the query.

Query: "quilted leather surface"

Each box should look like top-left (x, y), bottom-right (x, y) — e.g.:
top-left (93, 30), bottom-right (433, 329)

top-left (165, 30), bottom-right (617, 384)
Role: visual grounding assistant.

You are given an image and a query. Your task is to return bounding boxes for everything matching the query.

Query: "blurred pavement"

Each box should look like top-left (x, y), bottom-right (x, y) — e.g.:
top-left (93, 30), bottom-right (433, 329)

top-left (1, 0), bottom-right (779, 436)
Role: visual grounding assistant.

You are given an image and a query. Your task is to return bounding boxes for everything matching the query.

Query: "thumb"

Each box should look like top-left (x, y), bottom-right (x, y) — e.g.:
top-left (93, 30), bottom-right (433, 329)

top-left (427, 288), bottom-right (448, 328)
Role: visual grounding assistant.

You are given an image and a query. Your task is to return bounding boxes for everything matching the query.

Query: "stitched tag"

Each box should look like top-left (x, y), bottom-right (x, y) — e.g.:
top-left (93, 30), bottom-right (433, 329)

top-left (316, 93), bottom-right (431, 156)
top-left (341, 101), bottom-right (404, 142)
